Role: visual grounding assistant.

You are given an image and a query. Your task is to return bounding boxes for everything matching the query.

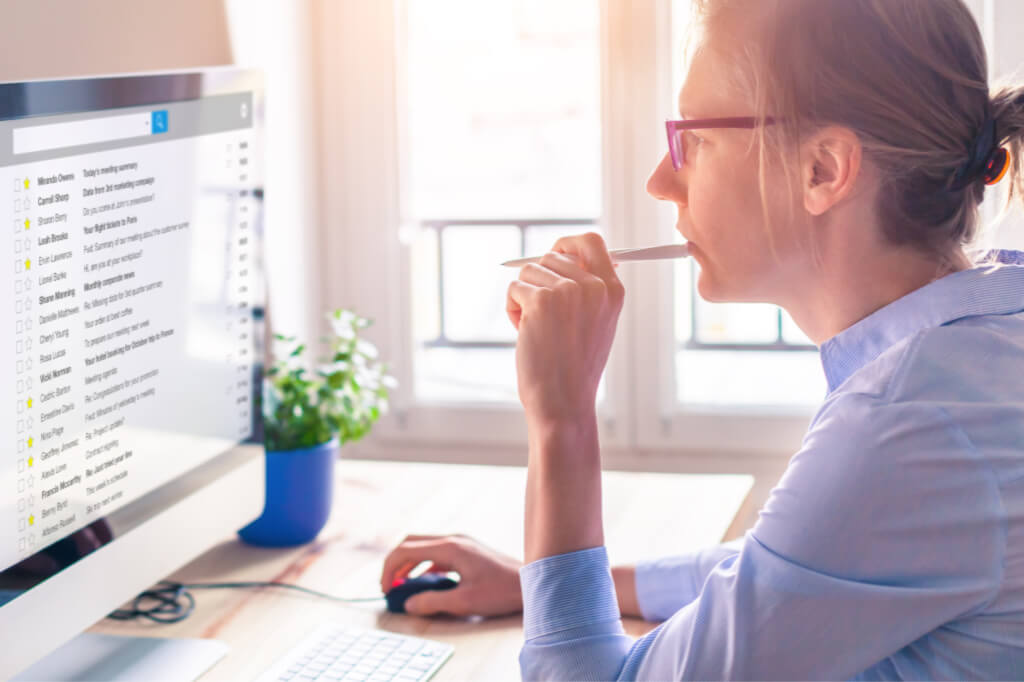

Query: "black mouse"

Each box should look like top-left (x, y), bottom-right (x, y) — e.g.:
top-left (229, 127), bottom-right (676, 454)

top-left (385, 573), bottom-right (459, 613)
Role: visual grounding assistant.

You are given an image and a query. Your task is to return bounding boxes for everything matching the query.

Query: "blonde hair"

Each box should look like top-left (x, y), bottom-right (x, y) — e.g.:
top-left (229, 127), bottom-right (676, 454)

top-left (692, 0), bottom-right (1024, 270)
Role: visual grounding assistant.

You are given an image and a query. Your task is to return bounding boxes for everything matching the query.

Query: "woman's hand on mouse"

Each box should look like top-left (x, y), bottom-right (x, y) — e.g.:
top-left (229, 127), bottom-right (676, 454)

top-left (505, 232), bottom-right (625, 430)
top-left (379, 534), bottom-right (523, 617)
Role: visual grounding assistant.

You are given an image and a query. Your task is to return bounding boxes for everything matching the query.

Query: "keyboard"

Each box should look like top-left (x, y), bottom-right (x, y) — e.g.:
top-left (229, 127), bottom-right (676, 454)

top-left (255, 622), bottom-right (454, 682)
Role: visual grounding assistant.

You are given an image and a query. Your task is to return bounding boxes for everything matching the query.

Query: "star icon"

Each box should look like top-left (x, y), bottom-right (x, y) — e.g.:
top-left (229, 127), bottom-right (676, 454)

top-left (24, 219), bottom-right (30, 230)
top-left (27, 397), bottom-right (32, 408)
top-left (25, 259), bottom-right (30, 270)
top-left (27, 456), bottom-right (33, 467)
top-left (28, 515), bottom-right (34, 526)
top-left (24, 178), bottom-right (29, 190)
top-left (27, 437), bottom-right (33, 448)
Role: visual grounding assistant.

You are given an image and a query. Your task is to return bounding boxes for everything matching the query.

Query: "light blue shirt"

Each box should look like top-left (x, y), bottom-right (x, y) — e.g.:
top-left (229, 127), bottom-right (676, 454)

top-left (519, 250), bottom-right (1024, 680)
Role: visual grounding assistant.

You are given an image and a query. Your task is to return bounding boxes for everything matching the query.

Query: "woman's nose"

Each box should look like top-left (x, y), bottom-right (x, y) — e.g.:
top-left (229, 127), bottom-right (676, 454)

top-left (646, 153), bottom-right (686, 205)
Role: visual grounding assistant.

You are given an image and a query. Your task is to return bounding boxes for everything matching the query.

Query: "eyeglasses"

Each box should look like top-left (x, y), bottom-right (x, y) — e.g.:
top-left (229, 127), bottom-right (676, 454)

top-left (665, 117), bottom-right (776, 171)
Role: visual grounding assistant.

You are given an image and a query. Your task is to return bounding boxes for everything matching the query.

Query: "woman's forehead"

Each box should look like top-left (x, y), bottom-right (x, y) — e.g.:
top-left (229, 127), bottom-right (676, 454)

top-left (678, 41), bottom-right (751, 117)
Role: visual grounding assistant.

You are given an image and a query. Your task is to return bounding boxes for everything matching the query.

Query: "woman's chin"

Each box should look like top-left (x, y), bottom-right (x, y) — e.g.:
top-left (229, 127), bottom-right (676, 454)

top-left (695, 273), bottom-right (726, 302)
top-left (695, 268), bottom-right (745, 303)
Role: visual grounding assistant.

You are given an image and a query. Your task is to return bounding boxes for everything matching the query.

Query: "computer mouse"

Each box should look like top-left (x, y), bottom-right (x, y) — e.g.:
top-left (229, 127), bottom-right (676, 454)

top-left (385, 573), bottom-right (459, 614)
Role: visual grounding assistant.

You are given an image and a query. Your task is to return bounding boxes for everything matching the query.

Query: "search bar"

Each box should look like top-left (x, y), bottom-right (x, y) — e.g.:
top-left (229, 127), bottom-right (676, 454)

top-left (12, 110), bottom-right (168, 155)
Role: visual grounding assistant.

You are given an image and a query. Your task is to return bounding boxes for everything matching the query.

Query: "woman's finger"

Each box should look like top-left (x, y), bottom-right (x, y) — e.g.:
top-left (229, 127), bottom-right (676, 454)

top-left (552, 232), bottom-right (617, 282)
top-left (379, 539), bottom-right (463, 592)
top-left (506, 279), bottom-right (543, 330)
top-left (421, 560), bottom-right (456, 575)
top-left (517, 262), bottom-right (568, 289)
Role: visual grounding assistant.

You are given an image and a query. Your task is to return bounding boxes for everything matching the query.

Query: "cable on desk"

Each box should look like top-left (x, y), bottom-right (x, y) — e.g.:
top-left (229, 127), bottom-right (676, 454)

top-left (107, 580), bottom-right (383, 624)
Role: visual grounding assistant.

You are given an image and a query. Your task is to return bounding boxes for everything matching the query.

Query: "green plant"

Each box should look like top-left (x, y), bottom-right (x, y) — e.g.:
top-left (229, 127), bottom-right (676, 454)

top-left (262, 309), bottom-right (397, 451)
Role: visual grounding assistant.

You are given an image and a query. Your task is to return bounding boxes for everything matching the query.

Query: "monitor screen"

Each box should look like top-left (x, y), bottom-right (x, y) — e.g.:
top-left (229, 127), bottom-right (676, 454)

top-left (0, 69), bottom-right (265, 594)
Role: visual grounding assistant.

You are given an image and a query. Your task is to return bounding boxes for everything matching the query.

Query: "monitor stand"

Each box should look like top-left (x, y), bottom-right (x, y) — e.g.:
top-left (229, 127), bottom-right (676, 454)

top-left (12, 633), bottom-right (228, 681)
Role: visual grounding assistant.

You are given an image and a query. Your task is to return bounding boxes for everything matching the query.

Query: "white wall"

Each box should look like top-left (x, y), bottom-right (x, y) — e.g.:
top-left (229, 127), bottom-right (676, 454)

top-left (0, 0), bottom-right (324, 352)
top-left (0, 0), bottom-right (232, 80)
top-left (224, 0), bottom-right (323, 349)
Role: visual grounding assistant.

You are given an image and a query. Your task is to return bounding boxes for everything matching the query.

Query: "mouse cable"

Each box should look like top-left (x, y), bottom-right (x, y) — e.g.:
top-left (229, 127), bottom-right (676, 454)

top-left (107, 580), bottom-right (383, 625)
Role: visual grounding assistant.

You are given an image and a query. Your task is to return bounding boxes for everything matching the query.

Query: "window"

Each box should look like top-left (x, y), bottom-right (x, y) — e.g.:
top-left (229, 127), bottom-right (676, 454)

top-left (319, 0), bottom-right (1024, 462)
top-left (401, 0), bottom-right (603, 404)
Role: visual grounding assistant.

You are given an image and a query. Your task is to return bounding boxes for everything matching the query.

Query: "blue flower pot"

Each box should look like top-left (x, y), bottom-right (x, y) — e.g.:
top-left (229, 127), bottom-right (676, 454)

top-left (238, 439), bottom-right (338, 547)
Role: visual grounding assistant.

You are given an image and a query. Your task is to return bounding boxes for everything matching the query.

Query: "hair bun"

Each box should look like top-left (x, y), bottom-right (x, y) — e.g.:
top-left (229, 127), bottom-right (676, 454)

top-left (948, 117), bottom-right (999, 191)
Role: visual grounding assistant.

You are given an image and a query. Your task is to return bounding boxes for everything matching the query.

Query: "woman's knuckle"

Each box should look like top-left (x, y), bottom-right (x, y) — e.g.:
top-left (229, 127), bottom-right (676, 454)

top-left (539, 252), bottom-right (561, 268)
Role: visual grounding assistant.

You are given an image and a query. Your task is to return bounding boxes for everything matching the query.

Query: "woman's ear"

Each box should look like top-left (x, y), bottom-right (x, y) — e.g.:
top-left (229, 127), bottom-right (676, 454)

top-left (802, 126), bottom-right (862, 216)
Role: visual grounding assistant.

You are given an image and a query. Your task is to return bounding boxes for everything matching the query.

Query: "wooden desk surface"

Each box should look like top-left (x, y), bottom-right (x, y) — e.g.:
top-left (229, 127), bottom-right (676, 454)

top-left (91, 458), bottom-right (753, 681)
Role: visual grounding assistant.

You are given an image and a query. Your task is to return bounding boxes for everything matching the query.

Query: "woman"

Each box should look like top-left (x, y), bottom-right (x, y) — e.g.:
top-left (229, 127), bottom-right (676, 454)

top-left (381, 0), bottom-right (1024, 678)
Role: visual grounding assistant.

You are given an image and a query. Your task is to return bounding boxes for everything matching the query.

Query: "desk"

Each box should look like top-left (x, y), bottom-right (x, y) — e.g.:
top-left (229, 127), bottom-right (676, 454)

top-left (91, 459), bottom-right (753, 681)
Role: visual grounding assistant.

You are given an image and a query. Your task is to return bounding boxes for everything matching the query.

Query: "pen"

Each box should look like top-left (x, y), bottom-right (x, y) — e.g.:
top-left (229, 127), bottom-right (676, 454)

top-left (501, 242), bottom-right (690, 267)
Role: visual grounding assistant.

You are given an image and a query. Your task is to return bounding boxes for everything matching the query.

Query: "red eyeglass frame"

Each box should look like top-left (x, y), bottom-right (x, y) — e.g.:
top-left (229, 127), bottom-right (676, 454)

top-left (665, 117), bottom-right (777, 170)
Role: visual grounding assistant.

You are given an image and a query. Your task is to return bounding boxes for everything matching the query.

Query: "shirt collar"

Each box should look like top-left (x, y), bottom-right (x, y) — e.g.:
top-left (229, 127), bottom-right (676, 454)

top-left (819, 249), bottom-right (1024, 393)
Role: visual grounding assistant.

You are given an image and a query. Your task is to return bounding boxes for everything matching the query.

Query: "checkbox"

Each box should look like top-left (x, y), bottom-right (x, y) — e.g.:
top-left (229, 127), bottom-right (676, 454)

top-left (16, 320), bottom-right (23, 333)
top-left (17, 399), bottom-right (24, 413)
top-left (17, 359), bottom-right (23, 373)
top-left (14, 178), bottom-right (20, 192)
top-left (15, 259), bottom-right (22, 273)
top-left (17, 419), bottom-right (24, 433)
top-left (13, 200), bottom-right (20, 213)
top-left (17, 479), bottom-right (25, 492)
top-left (15, 280), bottom-right (23, 294)
top-left (17, 379), bottom-right (24, 393)
top-left (16, 301), bottom-right (23, 315)
top-left (13, 219), bottom-right (20, 235)
top-left (18, 459), bottom-right (24, 472)
top-left (14, 240), bottom-right (21, 254)
top-left (18, 518), bottom-right (25, 531)
top-left (18, 537), bottom-right (26, 552)
top-left (18, 498), bottom-right (25, 512)
top-left (16, 338), bottom-right (23, 352)
top-left (18, 439), bottom-right (24, 452)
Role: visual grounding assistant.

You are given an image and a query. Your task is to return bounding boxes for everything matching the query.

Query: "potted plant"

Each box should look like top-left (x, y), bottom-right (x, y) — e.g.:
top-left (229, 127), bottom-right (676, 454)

top-left (238, 309), bottom-right (396, 547)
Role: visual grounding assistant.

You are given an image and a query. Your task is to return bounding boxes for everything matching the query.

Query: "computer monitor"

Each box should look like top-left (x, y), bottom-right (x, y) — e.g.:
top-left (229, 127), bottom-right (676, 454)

top-left (0, 67), bottom-right (267, 679)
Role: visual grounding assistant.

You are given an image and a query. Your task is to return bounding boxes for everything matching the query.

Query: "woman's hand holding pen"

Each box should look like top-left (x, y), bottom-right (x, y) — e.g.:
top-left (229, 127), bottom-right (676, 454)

top-left (505, 232), bottom-right (625, 430)
top-left (506, 232), bottom-right (624, 563)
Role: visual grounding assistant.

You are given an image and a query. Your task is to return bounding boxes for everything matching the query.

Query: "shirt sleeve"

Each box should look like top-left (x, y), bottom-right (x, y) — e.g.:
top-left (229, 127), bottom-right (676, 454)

top-left (634, 539), bottom-right (744, 621)
top-left (518, 397), bottom-right (1006, 681)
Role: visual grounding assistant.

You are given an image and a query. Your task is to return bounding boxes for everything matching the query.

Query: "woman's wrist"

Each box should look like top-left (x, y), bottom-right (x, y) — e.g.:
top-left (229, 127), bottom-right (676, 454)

top-left (523, 411), bottom-right (604, 563)
top-left (612, 564), bottom-right (641, 619)
top-left (524, 407), bottom-right (599, 448)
